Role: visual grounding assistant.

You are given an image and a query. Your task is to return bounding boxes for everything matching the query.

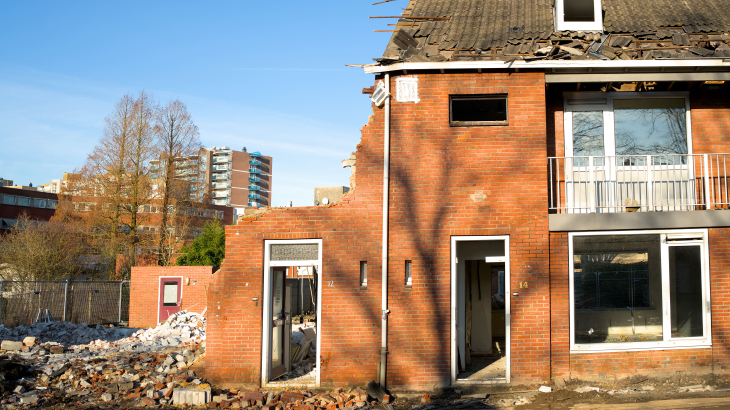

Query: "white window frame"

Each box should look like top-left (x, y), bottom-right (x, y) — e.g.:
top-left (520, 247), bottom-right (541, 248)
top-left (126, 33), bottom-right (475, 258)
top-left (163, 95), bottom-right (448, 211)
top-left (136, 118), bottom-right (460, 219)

top-left (569, 229), bottom-right (712, 353)
top-left (564, 92), bottom-right (693, 160)
top-left (555, 0), bottom-right (603, 32)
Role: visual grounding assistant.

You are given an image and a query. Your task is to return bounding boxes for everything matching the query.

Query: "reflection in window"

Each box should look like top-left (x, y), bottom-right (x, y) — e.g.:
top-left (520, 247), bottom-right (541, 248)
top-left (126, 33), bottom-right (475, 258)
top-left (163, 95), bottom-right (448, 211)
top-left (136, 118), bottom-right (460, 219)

top-left (572, 111), bottom-right (604, 166)
top-left (573, 235), bottom-right (663, 344)
top-left (670, 246), bottom-right (704, 338)
top-left (614, 99), bottom-right (687, 165)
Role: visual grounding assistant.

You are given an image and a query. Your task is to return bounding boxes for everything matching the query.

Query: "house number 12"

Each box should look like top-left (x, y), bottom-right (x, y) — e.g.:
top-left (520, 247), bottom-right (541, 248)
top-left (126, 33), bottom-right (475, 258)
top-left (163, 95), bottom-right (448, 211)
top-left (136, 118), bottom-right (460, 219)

top-left (519, 281), bottom-right (529, 288)
top-left (328, 281), bottom-right (334, 287)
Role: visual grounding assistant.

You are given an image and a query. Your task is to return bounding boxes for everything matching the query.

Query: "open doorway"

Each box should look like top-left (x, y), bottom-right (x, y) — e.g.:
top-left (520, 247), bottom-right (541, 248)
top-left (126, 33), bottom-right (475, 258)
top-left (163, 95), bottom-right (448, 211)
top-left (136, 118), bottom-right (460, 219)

top-left (262, 239), bottom-right (322, 387)
top-left (451, 236), bottom-right (510, 384)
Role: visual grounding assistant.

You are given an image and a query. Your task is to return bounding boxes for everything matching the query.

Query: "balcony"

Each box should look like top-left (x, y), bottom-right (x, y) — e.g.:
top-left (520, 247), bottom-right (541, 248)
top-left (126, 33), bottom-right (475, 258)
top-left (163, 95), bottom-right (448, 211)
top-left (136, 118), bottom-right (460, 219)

top-left (249, 185), bottom-right (260, 191)
top-left (212, 164), bottom-right (229, 171)
top-left (212, 174), bottom-right (228, 181)
top-left (213, 181), bottom-right (228, 189)
top-left (248, 192), bottom-right (261, 199)
top-left (249, 168), bottom-right (261, 174)
top-left (249, 159), bottom-right (261, 166)
top-left (248, 202), bottom-right (261, 207)
top-left (213, 156), bottom-right (229, 163)
top-left (548, 154), bottom-right (730, 214)
top-left (213, 199), bottom-right (229, 206)
top-left (214, 190), bottom-right (229, 198)
top-left (249, 151), bottom-right (261, 158)
top-left (249, 175), bottom-right (261, 183)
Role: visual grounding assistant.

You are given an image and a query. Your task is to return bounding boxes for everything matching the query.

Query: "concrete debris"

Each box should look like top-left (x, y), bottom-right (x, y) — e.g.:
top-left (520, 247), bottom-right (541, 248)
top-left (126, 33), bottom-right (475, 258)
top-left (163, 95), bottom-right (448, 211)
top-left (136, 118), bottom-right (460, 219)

top-left (538, 385), bottom-right (552, 393)
top-left (574, 386), bottom-right (600, 393)
top-left (0, 310), bottom-right (209, 407)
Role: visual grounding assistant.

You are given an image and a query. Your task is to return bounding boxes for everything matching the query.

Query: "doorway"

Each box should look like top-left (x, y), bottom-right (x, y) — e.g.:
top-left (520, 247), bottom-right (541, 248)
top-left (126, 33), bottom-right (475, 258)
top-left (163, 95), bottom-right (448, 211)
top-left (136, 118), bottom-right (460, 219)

top-left (451, 236), bottom-right (510, 384)
top-left (262, 239), bottom-right (322, 387)
top-left (158, 276), bottom-right (182, 324)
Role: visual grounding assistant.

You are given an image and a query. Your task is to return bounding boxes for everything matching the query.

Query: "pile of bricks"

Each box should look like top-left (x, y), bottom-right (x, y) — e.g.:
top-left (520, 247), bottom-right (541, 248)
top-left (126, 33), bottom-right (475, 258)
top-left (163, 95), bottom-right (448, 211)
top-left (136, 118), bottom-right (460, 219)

top-left (203, 387), bottom-right (390, 409)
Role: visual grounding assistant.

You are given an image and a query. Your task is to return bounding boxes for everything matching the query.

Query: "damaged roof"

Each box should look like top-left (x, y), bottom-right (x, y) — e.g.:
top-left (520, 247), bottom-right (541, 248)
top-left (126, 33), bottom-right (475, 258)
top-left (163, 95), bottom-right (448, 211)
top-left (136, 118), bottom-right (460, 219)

top-left (381, 0), bottom-right (730, 63)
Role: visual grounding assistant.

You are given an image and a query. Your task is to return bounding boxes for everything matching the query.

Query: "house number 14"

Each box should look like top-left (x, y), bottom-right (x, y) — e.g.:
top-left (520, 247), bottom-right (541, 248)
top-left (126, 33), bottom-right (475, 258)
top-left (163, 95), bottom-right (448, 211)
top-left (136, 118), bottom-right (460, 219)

top-left (519, 281), bottom-right (529, 288)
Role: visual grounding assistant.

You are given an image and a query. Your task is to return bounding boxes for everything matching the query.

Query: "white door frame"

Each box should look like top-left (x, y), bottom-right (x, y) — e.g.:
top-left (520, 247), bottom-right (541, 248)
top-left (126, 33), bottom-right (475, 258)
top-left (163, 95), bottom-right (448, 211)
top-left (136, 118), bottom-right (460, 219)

top-left (261, 239), bottom-right (323, 387)
top-left (451, 235), bottom-right (511, 384)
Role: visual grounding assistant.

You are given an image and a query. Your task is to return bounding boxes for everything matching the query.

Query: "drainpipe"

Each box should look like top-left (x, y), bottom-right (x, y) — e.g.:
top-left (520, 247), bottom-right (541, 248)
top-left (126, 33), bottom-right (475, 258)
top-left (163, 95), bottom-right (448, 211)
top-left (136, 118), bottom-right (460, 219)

top-left (379, 73), bottom-right (391, 388)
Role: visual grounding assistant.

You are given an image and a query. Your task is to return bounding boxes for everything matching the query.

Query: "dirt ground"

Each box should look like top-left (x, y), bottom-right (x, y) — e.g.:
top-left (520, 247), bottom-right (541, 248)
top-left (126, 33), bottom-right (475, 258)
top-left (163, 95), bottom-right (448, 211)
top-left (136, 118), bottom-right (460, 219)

top-left (389, 373), bottom-right (730, 410)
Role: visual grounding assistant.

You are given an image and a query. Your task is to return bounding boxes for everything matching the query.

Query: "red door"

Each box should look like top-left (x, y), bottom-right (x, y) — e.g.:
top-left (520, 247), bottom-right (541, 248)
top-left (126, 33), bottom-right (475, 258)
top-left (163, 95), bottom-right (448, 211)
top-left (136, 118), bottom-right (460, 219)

top-left (159, 277), bottom-right (182, 323)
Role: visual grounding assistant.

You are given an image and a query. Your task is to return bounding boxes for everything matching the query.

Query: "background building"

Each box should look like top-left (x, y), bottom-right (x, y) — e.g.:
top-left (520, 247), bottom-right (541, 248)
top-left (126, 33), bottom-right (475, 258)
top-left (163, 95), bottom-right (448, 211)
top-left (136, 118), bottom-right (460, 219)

top-left (199, 146), bottom-right (273, 213)
top-left (0, 186), bottom-right (59, 230)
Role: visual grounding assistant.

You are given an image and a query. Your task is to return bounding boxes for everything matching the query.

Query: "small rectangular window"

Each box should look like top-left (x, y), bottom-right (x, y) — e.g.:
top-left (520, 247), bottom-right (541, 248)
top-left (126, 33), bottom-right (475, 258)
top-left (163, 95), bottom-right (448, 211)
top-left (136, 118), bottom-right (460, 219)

top-left (564, 0), bottom-right (595, 22)
top-left (450, 95), bottom-right (508, 126)
top-left (2, 195), bottom-right (15, 205)
top-left (360, 261), bottom-right (368, 287)
top-left (163, 281), bottom-right (179, 306)
top-left (34, 199), bottom-right (47, 208)
top-left (17, 197), bottom-right (31, 207)
top-left (405, 260), bottom-right (412, 286)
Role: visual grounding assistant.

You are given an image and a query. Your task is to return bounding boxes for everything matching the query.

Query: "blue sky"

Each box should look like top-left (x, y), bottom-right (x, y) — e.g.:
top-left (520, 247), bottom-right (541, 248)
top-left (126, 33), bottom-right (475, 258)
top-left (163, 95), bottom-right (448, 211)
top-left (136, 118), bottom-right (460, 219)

top-left (0, 1), bottom-right (403, 206)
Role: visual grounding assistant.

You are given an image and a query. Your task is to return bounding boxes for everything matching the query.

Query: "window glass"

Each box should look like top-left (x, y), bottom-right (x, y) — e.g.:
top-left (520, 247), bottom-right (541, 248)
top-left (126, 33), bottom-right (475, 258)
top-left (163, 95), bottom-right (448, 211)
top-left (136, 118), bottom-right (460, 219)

top-left (450, 96), bottom-right (508, 125)
top-left (573, 235), bottom-right (663, 344)
top-left (162, 282), bottom-right (178, 306)
top-left (614, 98), bottom-right (687, 157)
top-left (17, 197), bottom-right (31, 207)
top-left (572, 111), bottom-right (604, 166)
top-left (564, 0), bottom-right (595, 22)
top-left (3, 195), bottom-right (16, 205)
top-left (669, 245), bottom-right (704, 338)
top-left (34, 199), bottom-right (47, 208)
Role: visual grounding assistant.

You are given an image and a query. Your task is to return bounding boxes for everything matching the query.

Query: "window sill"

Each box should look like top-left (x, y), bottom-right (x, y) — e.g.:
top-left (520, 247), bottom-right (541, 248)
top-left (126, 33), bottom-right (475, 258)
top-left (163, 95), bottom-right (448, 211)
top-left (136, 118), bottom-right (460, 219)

top-left (450, 121), bottom-right (508, 127)
top-left (571, 342), bottom-right (712, 354)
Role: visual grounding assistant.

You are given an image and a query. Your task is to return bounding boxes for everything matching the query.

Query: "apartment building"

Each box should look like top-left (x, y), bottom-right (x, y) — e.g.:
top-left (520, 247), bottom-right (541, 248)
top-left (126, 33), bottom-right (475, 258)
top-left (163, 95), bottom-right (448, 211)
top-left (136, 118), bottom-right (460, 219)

top-left (199, 146), bottom-right (273, 213)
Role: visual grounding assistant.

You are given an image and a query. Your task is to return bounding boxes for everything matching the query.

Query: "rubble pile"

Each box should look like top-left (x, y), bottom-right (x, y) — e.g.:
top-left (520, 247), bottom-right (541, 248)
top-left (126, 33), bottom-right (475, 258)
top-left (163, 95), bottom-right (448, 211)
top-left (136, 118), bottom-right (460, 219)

top-left (201, 387), bottom-right (389, 409)
top-left (0, 321), bottom-right (136, 349)
top-left (287, 323), bottom-right (316, 380)
top-left (0, 310), bottom-right (209, 407)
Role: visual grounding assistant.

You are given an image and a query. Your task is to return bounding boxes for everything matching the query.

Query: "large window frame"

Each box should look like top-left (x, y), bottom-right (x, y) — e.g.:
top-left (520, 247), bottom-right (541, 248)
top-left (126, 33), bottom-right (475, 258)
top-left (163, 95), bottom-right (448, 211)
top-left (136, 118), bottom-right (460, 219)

top-left (564, 92), bottom-right (693, 160)
top-left (569, 229), bottom-right (712, 353)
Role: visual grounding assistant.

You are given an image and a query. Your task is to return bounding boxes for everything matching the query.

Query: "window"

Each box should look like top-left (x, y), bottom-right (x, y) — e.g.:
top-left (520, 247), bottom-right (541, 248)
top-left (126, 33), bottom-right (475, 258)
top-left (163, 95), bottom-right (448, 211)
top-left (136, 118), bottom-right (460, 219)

top-left (162, 281), bottom-right (179, 306)
top-left (360, 261), bottom-right (368, 287)
top-left (566, 93), bottom-right (690, 161)
top-left (556, 0), bottom-right (603, 31)
top-left (450, 95), bottom-right (508, 126)
top-left (34, 198), bottom-right (47, 208)
top-left (17, 197), bottom-right (31, 207)
top-left (405, 260), bottom-right (412, 286)
top-left (570, 230), bottom-right (711, 352)
top-left (3, 195), bottom-right (16, 205)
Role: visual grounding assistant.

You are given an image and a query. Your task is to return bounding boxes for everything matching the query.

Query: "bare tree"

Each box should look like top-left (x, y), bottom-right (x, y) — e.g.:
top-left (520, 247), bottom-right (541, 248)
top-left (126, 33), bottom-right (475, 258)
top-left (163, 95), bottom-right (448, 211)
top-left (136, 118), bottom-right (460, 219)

top-left (0, 213), bottom-right (87, 281)
top-left (154, 100), bottom-right (202, 265)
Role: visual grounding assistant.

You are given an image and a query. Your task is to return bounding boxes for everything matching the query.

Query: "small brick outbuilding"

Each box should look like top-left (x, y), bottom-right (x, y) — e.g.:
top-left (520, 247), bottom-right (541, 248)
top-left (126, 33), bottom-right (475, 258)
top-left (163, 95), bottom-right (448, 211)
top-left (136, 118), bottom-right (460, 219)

top-left (129, 266), bottom-right (213, 328)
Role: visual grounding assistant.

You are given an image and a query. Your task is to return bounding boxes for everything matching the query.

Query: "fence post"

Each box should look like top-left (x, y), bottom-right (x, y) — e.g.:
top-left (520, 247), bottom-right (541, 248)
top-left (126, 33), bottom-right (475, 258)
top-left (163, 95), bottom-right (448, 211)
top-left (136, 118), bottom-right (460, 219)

top-left (704, 154), bottom-right (713, 210)
top-left (118, 281), bottom-right (124, 323)
top-left (63, 280), bottom-right (69, 322)
top-left (0, 281), bottom-right (4, 327)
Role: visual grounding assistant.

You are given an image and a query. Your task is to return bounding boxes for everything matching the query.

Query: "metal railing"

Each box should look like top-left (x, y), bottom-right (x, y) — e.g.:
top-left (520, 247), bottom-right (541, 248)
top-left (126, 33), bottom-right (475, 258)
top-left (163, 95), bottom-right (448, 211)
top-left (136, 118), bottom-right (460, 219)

top-left (0, 281), bottom-right (129, 328)
top-left (548, 153), bottom-right (730, 213)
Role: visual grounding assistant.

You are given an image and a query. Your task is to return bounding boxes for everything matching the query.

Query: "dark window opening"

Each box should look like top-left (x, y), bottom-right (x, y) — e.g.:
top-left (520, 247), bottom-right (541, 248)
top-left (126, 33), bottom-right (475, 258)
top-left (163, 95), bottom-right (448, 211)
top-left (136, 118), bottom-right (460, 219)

top-left (360, 261), bottom-right (368, 287)
top-left (405, 260), bottom-right (412, 286)
top-left (450, 95), bottom-right (508, 126)
top-left (564, 0), bottom-right (595, 22)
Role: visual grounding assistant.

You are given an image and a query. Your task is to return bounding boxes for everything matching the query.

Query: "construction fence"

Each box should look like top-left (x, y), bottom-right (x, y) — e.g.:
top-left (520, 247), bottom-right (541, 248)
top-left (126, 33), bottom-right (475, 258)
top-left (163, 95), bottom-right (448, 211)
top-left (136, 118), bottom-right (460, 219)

top-left (0, 281), bottom-right (130, 328)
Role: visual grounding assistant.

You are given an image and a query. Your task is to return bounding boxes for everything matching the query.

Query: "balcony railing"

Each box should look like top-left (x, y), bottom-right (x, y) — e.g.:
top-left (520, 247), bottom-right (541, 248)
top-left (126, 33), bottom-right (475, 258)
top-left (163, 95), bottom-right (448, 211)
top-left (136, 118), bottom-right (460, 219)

top-left (249, 151), bottom-right (261, 158)
top-left (249, 168), bottom-right (261, 174)
top-left (213, 156), bottom-right (229, 163)
top-left (548, 154), bottom-right (730, 214)
top-left (249, 175), bottom-right (261, 183)
top-left (213, 165), bottom-right (228, 171)
top-left (248, 192), bottom-right (261, 199)
top-left (249, 159), bottom-right (261, 166)
top-left (249, 185), bottom-right (260, 191)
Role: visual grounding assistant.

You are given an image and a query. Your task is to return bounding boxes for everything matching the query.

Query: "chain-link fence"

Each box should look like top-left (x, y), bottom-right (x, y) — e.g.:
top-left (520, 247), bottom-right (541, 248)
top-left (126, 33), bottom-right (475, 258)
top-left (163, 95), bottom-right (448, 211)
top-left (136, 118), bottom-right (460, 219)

top-left (0, 281), bottom-right (130, 328)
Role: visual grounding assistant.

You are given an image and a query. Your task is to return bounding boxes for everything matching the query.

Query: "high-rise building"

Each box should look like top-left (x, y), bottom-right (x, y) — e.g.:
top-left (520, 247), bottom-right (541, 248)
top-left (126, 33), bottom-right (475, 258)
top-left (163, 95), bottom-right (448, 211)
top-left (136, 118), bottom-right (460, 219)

top-left (199, 146), bottom-right (273, 213)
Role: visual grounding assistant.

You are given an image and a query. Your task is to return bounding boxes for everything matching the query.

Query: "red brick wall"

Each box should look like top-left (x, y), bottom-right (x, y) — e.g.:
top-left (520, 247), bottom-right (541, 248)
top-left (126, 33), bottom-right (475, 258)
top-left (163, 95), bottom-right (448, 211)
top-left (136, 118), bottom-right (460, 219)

top-left (130, 266), bottom-right (213, 328)
top-left (206, 71), bottom-right (550, 389)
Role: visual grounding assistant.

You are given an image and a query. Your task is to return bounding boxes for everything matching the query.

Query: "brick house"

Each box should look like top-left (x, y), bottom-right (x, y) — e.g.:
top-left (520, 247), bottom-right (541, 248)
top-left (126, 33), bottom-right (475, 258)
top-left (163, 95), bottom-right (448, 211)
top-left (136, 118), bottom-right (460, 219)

top-left (204, 0), bottom-right (730, 390)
